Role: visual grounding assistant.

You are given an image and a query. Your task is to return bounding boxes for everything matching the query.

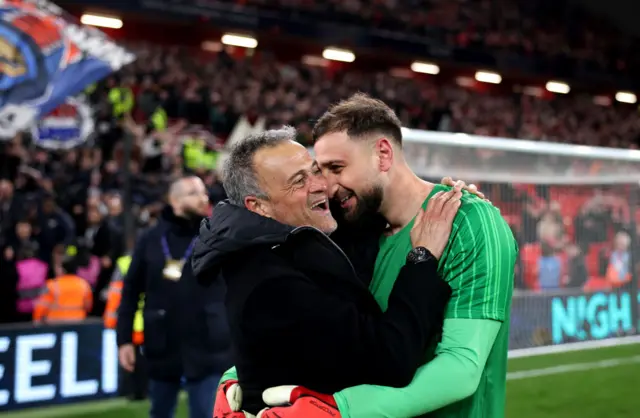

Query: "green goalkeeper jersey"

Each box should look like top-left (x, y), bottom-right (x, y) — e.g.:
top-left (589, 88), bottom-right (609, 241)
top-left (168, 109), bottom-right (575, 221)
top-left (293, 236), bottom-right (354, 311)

top-left (335, 184), bottom-right (517, 418)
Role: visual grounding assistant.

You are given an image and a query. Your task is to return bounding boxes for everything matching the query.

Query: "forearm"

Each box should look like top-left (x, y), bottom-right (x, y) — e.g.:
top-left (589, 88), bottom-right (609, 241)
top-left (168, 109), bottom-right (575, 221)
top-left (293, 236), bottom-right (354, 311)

top-left (335, 319), bottom-right (501, 418)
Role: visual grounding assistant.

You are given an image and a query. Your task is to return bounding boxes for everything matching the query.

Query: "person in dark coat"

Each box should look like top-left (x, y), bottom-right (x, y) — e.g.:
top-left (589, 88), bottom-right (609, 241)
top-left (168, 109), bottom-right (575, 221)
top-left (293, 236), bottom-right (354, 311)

top-left (191, 127), bottom-right (457, 415)
top-left (117, 176), bottom-right (232, 418)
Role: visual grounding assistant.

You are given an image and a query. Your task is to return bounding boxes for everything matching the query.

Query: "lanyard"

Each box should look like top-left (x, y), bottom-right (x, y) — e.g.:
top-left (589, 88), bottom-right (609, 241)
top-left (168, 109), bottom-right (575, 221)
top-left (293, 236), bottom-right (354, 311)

top-left (160, 235), bottom-right (196, 262)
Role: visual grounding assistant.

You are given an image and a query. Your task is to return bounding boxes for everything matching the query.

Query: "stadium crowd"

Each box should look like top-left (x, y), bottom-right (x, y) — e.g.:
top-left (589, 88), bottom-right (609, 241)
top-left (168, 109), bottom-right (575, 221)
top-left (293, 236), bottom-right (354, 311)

top-left (211, 0), bottom-right (639, 77)
top-left (1, 0), bottom-right (639, 326)
top-left (111, 40), bottom-right (640, 148)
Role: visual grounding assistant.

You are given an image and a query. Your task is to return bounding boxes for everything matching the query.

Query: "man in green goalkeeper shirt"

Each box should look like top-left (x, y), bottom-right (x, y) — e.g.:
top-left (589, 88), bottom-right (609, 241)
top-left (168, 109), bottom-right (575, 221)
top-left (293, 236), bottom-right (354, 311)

top-left (216, 93), bottom-right (517, 418)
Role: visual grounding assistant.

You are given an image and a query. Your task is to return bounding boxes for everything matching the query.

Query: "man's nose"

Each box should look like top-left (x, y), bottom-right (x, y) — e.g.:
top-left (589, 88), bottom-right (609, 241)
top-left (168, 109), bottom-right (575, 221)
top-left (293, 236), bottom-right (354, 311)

top-left (320, 172), bottom-right (339, 197)
top-left (309, 173), bottom-right (328, 193)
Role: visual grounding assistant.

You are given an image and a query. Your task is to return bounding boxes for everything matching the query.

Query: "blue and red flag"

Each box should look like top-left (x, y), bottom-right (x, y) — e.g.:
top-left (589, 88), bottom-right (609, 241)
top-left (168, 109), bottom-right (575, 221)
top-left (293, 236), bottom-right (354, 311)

top-left (0, 0), bottom-right (134, 138)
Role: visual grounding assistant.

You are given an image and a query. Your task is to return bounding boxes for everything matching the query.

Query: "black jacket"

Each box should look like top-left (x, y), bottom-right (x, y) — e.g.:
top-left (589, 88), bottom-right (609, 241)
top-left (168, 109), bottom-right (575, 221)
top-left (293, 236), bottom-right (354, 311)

top-left (117, 206), bottom-right (232, 381)
top-left (191, 202), bottom-right (451, 414)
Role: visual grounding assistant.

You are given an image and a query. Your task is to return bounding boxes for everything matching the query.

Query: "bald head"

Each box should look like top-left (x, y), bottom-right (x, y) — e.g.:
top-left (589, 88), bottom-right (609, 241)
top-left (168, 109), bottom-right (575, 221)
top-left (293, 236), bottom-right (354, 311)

top-left (169, 177), bottom-right (191, 199)
top-left (168, 176), bottom-right (210, 219)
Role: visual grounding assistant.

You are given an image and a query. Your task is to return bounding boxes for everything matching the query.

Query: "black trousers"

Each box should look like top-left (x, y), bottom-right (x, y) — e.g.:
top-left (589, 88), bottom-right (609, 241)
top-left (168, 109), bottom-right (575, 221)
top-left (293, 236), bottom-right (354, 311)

top-left (119, 345), bottom-right (148, 400)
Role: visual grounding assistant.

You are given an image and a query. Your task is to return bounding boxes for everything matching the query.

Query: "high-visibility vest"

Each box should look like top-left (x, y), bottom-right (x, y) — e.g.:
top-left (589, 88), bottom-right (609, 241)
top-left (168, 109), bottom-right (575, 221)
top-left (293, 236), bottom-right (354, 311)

top-left (183, 138), bottom-right (219, 171)
top-left (33, 275), bottom-right (92, 323)
top-left (150, 106), bottom-right (167, 132)
top-left (108, 87), bottom-right (134, 118)
top-left (103, 255), bottom-right (145, 345)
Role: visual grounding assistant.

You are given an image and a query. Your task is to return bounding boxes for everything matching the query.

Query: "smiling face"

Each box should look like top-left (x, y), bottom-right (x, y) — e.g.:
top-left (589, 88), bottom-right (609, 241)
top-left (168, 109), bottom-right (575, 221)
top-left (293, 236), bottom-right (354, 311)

top-left (311, 92), bottom-right (404, 224)
top-left (314, 131), bottom-right (385, 223)
top-left (247, 140), bottom-right (337, 234)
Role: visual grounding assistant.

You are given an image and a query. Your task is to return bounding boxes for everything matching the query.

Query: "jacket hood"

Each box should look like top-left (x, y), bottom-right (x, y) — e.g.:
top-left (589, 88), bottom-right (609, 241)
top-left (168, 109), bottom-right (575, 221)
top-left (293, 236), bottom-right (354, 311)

top-left (191, 201), bottom-right (293, 286)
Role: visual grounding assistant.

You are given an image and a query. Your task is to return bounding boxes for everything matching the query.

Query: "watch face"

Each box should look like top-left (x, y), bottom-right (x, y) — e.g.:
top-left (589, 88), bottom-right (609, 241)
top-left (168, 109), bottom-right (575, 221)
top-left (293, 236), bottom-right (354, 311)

top-left (408, 247), bottom-right (428, 263)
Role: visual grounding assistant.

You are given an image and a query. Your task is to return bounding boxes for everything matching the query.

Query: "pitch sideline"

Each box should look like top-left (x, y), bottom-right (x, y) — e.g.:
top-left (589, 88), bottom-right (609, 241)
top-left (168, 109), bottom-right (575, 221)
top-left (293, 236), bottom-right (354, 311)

top-left (507, 354), bottom-right (640, 380)
top-left (5, 337), bottom-right (640, 418)
top-left (507, 335), bottom-right (640, 359)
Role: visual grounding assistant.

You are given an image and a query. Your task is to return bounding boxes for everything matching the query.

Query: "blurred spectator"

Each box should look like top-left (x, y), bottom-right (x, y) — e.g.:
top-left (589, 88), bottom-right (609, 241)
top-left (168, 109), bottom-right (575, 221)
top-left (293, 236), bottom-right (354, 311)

top-left (603, 230), bottom-right (632, 289)
top-left (538, 242), bottom-right (563, 290)
top-left (565, 243), bottom-right (588, 288)
top-left (32, 252), bottom-right (93, 324)
top-left (117, 176), bottom-right (230, 418)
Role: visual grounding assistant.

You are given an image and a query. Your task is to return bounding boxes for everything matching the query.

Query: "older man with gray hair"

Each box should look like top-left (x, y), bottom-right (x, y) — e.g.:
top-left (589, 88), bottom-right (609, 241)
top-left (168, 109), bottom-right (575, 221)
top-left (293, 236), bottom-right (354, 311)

top-left (192, 126), bottom-right (461, 416)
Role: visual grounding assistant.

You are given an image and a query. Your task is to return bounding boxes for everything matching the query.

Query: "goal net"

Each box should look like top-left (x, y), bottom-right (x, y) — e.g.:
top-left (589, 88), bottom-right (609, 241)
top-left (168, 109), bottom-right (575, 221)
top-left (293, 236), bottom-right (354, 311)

top-left (402, 128), bottom-right (640, 350)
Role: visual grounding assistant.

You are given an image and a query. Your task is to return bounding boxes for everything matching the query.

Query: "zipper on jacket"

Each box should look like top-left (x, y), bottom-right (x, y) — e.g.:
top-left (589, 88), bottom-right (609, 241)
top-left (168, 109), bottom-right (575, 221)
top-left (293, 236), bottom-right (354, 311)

top-left (289, 226), bottom-right (358, 278)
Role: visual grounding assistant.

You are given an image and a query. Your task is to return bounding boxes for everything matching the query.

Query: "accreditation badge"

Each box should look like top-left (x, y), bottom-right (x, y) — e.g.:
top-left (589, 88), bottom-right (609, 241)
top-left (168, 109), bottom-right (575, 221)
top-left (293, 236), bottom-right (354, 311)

top-left (163, 259), bottom-right (184, 281)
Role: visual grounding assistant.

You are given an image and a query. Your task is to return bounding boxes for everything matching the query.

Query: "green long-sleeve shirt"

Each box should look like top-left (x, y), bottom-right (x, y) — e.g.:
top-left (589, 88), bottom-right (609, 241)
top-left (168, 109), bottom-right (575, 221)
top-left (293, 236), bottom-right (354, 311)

top-left (336, 186), bottom-right (517, 418)
top-left (335, 318), bottom-right (501, 417)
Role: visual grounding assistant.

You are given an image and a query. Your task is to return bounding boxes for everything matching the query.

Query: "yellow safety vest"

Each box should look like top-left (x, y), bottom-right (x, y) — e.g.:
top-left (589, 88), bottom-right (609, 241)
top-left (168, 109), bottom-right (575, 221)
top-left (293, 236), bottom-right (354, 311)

top-left (183, 138), bottom-right (219, 170)
top-left (151, 107), bottom-right (167, 132)
top-left (108, 87), bottom-right (134, 118)
top-left (116, 255), bottom-right (144, 334)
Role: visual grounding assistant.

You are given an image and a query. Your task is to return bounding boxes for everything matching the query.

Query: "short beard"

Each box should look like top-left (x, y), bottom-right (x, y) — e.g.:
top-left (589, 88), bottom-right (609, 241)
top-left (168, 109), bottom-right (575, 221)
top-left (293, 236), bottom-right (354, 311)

top-left (182, 207), bottom-right (205, 222)
top-left (330, 184), bottom-right (384, 228)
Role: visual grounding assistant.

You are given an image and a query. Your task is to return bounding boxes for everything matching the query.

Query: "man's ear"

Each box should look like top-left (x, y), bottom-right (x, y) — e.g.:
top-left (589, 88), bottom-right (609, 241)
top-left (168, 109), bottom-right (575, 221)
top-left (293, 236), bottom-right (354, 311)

top-left (245, 196), bottom-right (272, 218)
top-left (375, 138), bottom-right (394, 173)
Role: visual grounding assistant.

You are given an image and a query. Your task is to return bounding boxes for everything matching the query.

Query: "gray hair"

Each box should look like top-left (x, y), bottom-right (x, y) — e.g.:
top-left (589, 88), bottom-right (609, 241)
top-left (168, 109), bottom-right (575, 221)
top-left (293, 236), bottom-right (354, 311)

top-left (223, 126), bottom-right (298, 205)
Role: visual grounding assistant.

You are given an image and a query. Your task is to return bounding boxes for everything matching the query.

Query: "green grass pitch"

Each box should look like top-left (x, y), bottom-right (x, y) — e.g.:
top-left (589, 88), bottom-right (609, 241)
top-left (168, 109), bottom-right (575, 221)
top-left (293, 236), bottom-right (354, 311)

top-left (5, 343), bottom-right (638, 418)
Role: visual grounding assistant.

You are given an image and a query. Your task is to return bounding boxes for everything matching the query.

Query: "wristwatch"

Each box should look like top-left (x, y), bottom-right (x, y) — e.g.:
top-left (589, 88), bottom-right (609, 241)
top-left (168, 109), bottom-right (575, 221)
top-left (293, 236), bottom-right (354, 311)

top-left (406, 246), bottom-right (435, 264)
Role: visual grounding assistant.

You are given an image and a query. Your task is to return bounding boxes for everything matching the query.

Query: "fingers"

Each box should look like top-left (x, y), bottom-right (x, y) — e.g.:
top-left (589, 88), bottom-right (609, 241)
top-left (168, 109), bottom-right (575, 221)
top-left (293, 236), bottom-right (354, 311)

top-left (412, 206), bottom-right (426, 229)
top-left (443, 178), bottom-right (489, 201)
top-left (443, 190), bottom-right (463, 222)
top-left (440, 176), bottom-right (454, 186)
top-left (123, 359), bottom-right (134, 372)
top-left (444, 196), bottom-right (462, 222)
top-left (262, 385), bottom-right (298, 406)
top-left (126, 352), bottom-right (136, 372)
top-left (227, 383), bottom-right (243, 411)
top-left (426, 190), bottom-right (447, 213)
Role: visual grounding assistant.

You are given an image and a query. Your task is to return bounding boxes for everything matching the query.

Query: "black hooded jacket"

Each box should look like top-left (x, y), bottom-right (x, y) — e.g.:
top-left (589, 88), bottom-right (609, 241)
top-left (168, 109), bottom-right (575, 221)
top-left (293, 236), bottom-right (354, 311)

top-left (191, 202), bottom-right (452, 414)
top-left (117, 206), bottom-right (232, 381)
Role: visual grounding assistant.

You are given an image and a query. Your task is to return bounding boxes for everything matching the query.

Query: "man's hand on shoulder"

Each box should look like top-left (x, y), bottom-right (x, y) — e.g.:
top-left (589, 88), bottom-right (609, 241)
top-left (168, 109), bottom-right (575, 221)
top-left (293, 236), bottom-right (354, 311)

top-left (440, 177), bottom-right (489, 202)
top-left (257, 386), bottom-right (341, 418)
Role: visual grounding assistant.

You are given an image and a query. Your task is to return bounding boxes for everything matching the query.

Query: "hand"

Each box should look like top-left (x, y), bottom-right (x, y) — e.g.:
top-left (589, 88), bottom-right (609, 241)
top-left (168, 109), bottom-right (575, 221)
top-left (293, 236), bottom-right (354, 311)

top-left (118, 344), bottom-right (136, 372)
top-left (257, 386), bottom-right (340, 418)
top-left (411, 187), bottom-right (462, 259)
top-left (214, 380), bottom-right (255, 418)
top-left (440, 177), bottom-right (488, 202)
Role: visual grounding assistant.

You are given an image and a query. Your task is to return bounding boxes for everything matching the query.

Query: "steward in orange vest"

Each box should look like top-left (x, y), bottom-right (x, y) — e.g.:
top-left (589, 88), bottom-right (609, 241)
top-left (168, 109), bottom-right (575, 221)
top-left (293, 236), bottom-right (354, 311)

top-left (103, 255), bottom-right (145, 345)
top-left (33, 254), bottom-right (92, 324)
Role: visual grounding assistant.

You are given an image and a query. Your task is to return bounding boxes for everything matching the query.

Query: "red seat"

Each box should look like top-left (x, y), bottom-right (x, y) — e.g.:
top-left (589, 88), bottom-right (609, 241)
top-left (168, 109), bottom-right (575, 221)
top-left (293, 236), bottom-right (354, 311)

top-left (584, 277), bottom-right (611, 292)
top-left (521, 243), bottom-right (541, 290)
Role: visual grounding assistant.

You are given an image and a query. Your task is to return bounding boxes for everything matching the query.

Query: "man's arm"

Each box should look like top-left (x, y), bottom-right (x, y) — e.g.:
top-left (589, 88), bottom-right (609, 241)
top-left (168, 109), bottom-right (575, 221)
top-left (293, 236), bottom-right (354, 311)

top-left (243, 257), bottom-right (450, 388)
top-left (116, 233), bottom-right (147, 346)
top-left (335, 197), bottom-right (517, 417)
top-left (334, 318), bottom-right (501, 417)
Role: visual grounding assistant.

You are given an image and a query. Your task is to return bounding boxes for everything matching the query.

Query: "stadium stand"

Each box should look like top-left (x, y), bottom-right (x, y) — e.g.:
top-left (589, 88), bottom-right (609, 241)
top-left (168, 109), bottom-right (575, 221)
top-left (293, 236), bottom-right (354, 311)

top-left (1, 0), bottom-right (638, 325)
top-left (1, 2), bottom-right (640, 417)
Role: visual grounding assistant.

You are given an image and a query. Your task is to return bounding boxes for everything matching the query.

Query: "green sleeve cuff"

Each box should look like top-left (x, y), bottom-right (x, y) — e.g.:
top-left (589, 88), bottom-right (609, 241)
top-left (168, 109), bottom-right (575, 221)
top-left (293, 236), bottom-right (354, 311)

top-left (335, 392), bottom-right (351, 418)
top-left (219, 366), bottom-right (238, 385)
